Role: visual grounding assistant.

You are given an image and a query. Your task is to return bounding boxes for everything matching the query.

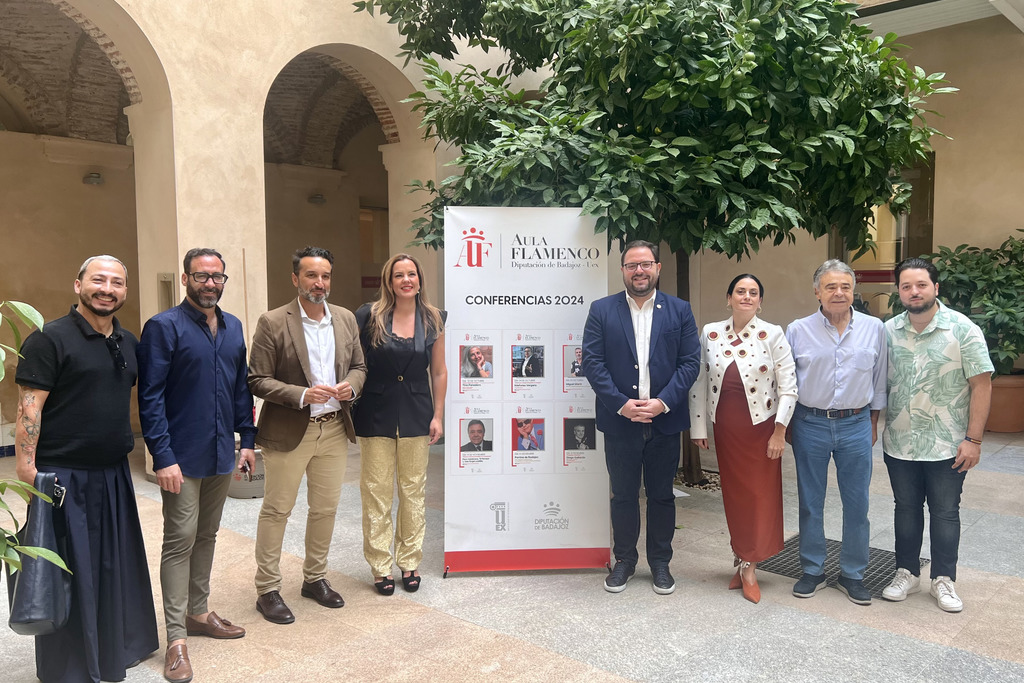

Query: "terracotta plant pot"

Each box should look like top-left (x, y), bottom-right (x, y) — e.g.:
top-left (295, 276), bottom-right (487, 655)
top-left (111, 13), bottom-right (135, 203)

top-left (987, 374), bottom-right (1024, 433)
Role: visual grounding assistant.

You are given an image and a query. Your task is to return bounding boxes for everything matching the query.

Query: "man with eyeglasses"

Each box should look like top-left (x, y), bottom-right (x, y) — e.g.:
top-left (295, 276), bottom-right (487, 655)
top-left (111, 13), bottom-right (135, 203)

top-left (15, 255), bottom-right (159, 683)
top-left (582, 240), bottom-right (700, 595)
top-left (137, 248), bottom-right (257, 682)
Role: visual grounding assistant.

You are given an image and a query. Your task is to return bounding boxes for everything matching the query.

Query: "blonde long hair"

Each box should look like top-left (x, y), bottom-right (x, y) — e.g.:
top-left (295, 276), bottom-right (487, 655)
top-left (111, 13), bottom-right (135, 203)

top-left (367, 253), bottom-right (444, 347)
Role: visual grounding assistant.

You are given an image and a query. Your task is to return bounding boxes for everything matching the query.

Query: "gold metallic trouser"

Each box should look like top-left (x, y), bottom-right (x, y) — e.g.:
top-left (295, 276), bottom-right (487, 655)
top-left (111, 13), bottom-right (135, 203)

top-left (359, 435), bottom-right (429, 578)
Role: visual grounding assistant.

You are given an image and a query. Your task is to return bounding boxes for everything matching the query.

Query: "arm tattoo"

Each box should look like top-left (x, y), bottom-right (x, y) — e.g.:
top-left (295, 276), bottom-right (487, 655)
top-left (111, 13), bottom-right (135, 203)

top-left (16, 388), bottom-right (42, 466)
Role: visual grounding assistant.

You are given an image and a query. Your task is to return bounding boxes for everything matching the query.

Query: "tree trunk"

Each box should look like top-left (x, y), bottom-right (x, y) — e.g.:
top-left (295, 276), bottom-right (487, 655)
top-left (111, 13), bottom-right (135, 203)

top-left (675, 249), bottom-right (705, 485)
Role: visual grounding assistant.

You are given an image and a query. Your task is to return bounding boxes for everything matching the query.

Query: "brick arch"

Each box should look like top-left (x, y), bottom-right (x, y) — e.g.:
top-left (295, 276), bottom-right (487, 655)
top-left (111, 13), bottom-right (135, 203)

top-left (48, 0), bottom-right (142, 105)
top-left (317, 54), bottom-right (399, 144)
top-left (0, 51), bottom-right (65, 135)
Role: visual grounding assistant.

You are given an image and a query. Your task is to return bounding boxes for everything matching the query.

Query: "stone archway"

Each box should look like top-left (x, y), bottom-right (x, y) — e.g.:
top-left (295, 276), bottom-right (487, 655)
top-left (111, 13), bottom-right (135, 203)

top-left (262, 45), bottom-right (437, 312)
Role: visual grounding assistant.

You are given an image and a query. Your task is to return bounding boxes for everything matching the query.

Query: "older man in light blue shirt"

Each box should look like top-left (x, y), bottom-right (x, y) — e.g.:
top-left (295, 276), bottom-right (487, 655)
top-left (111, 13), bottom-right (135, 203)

top-left (785, 260), bottom-right (886, 605)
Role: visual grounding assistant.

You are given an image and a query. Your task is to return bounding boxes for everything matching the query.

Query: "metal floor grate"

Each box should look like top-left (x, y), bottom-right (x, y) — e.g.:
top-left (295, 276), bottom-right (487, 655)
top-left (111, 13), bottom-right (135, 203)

top-left (759, 535), bottom-right (929, 599)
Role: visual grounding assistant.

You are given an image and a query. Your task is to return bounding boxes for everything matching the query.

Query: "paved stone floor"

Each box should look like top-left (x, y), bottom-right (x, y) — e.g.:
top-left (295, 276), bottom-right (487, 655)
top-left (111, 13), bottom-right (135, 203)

top-left (2, 429), bottom-right (1023, 682)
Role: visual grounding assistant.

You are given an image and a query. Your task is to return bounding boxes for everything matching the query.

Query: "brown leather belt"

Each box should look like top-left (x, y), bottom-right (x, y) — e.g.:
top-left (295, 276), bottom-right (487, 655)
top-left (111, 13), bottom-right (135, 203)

top-left (310, 411), bottom-right (339, 423)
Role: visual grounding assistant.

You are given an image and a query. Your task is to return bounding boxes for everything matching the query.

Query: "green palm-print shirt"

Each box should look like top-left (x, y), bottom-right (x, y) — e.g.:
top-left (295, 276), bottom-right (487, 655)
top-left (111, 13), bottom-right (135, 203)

top-left (883, 301), bottom-right (993, 462)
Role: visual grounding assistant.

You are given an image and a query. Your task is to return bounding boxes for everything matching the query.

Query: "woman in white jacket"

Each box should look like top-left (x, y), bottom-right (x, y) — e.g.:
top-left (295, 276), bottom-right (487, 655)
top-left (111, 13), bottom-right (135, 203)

top-left (689, 274), bottom-right (797, 603)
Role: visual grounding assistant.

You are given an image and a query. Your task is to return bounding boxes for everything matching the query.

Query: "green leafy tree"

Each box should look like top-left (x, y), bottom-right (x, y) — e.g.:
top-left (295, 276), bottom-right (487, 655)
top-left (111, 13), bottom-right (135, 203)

top-left (356, 0), bottom-right (953, 480)
top-left (357, 0), bottom-right (952, 257)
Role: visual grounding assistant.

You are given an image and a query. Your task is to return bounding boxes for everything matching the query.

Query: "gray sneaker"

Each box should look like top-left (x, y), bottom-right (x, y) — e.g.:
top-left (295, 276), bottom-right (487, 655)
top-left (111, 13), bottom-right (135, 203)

top-left (651, 565), bottom-right (676, 595)
top-left (604, 561), bottom-right (635, 593)
top-left (792, 572), bottom-right (827, 598)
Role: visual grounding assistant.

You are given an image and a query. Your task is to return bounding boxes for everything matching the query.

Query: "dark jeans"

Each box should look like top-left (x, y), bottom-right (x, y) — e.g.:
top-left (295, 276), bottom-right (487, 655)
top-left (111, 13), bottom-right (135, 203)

top-left (604, 427), bottom-right (680, 568)
top-left (884, 454), bottom-right (967, 580)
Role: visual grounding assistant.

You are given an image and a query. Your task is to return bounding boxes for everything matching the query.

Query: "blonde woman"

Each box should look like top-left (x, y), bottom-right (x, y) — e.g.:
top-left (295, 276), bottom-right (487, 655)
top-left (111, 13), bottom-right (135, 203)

top-left (353, 254), bottom-right (447, 595)
top-left (688, 274), bottom-right (797, 603)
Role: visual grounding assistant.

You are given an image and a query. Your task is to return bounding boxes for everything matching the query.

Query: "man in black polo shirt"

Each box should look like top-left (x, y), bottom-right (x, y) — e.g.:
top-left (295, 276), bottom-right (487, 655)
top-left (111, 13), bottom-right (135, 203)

top-left (15, 255), bottom-right (158, 683)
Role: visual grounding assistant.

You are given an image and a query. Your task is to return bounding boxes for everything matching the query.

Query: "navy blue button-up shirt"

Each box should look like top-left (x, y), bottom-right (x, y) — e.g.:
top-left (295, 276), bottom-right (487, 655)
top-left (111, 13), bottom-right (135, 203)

top-left (138, 300), bottom-right (257, 478)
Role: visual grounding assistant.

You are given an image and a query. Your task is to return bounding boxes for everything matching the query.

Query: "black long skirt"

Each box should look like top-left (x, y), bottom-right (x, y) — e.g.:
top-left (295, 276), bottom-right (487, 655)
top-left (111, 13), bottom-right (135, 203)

top-left (35, 459), bottom-right (159, 683)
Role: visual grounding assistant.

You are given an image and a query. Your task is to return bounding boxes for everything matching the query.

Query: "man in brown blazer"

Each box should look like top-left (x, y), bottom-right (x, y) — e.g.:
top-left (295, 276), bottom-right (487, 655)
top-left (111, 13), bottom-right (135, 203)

top-left (248, 246), bottom-right (366, 624)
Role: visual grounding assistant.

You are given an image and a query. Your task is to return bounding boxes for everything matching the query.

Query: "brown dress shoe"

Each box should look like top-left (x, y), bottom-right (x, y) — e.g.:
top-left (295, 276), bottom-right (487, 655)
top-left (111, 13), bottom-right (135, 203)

top-left (186, 611), bottom-right (246, 639)
top-left (164, 643), bottom-right (193, 683)
top-left (301, 578), bottom-right (345, 608)
top-left (256, 590), bottom-right (295, 624)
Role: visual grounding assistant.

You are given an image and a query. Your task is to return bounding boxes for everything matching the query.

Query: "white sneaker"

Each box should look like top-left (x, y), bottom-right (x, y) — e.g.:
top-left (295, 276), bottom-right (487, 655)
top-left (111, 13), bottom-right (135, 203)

top-left (882, 568), bottom-right (921, 602)
top-left (930, 576), bottom-right (963, 613)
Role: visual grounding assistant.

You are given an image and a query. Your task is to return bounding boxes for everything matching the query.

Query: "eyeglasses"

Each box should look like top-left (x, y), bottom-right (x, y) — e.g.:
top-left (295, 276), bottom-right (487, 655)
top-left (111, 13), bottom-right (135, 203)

top-left (623, 261), bottom-right (657, 272)
top-left (105, 336), bottom-right (127, 371)
top-left (188, 272), bottom-right (229, 284)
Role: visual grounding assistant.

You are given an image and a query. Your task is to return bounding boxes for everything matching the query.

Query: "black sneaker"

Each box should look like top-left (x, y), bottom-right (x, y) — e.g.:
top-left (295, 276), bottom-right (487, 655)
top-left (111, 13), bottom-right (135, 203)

top-left (651, 565), bottom-right (676, 595)
top-left (604, 561), bottom-right (635, 593)
top-left (837, 575), bottom-right (872, 605)
top-left (792, 572), bottom-right (827, 598)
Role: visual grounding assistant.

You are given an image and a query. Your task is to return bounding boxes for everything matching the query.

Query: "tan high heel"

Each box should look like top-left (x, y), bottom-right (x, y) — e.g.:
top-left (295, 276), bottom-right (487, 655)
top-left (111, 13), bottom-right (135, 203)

top-left (729, 568), bottom-right (742, 590)
top-left (740, 561), bottom-right (761, 604)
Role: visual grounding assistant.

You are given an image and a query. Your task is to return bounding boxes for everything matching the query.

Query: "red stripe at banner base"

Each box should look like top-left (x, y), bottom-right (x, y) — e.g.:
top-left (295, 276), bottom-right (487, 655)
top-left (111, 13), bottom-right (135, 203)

top-left (444, 547), bottom-right (610, 573)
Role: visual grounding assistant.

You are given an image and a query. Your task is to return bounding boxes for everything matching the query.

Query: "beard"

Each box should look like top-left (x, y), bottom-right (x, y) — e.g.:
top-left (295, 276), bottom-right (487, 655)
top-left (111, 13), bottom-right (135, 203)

top-left (78, 291), bottom-right (124, 317)
top-left (904, 297), bottom-right (937, 315)
top-left (624, 272), bottom-right (658, 298)
top-left (187, 280), bottom-right (223, 309)
top-left (299, 285), bottom-right (328, 305)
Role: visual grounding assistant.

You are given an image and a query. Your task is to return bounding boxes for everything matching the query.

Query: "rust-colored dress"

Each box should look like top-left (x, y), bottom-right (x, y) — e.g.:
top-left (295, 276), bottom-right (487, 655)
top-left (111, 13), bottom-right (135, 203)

top-left (712, 362), bottom-right (784, 562)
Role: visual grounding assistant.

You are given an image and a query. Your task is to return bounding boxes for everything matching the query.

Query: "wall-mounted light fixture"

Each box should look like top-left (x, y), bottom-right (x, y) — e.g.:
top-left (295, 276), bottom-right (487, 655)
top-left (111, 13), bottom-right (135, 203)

top-left (307, 193), bottom-right (326, 205)
top-left (82, 172), bottom-right (104, 185)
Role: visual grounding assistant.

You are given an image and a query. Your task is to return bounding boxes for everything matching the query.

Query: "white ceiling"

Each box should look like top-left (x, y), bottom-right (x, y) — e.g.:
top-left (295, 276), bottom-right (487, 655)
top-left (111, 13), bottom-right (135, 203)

top-left (855, 0), bottom-right (1023, 36)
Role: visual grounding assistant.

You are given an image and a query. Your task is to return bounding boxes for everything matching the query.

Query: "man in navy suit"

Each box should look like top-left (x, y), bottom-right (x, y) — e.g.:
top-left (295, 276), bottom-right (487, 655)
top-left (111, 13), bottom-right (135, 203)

top-left (582, 240), bottom-right (700, 595)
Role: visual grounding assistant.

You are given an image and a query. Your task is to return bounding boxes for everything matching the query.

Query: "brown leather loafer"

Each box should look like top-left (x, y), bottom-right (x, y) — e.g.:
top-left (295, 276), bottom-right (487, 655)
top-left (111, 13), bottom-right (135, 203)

top-left (164, 643), bottom-right (193, 683)
top-left (186, 611), bottom-right (246, 639)
top-left (301, 578), bottom-right (345, 608)
top-left (256, 590), bottom-right (295, 624)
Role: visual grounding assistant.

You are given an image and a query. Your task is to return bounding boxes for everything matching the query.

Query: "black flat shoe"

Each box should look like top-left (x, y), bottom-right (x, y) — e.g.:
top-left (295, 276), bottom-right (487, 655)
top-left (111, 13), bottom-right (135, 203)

top-left (374, 577), bottom-right (395, 596)
top-left (401, 571), bottom-right (421, 593)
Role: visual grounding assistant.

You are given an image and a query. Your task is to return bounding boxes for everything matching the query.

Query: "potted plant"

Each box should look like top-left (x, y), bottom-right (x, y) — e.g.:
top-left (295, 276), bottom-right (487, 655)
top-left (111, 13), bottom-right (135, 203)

top-left (1, 300), bottom-right (69, 573)
top-left (891, 231), bottom-right (1024, 432)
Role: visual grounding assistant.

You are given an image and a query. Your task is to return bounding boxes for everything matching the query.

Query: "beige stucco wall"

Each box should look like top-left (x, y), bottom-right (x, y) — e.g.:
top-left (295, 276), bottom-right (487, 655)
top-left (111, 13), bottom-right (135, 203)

top-left (692, 234), bottom-right (827, 331)
top-left (0, 131), bottom-right (140, 424)
top-left (264, 163), bottom-right (362, 314)
top-left (903, 16), bottom-right (1024, 251)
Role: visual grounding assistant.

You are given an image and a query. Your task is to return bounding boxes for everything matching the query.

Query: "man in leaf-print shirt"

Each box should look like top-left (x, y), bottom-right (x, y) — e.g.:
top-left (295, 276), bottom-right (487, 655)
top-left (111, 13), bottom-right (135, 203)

top-left (880, 258), bottom-right (993, 614)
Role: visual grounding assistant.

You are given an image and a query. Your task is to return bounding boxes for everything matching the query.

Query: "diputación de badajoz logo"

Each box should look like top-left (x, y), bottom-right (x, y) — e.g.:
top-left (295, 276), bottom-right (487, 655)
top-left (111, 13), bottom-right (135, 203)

top-left (535, 501), bottom-right (569, 531)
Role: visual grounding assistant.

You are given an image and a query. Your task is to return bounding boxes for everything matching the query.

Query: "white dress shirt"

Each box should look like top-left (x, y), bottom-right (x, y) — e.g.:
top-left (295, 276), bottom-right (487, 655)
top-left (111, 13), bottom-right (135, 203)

top-left (298, 300), bottom-right (341, 416)
top-left (626, 291), bottom-right (655, 401)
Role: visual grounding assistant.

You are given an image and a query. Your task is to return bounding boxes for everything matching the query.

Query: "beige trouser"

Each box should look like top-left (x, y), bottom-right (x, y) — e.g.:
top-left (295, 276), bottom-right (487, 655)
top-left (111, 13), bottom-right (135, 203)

top-left (161, 473), bottom-right (232, 642)
top-left (254, 418), bottom-right (348, 595)
top-left (359, 435), bottom-right (429, 578)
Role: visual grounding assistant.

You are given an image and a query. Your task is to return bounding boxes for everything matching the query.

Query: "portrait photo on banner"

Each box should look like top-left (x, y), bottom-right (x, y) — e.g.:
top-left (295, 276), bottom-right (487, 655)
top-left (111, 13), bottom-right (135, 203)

top-left (512, 345), bottom-right (544, 378)
top-left (460, 344), bottom-right (494, 379)
top-left (511, 417), bottom-right (546, 451)
top-left (459, 417), bottom-right (494, 452)
top-left (564, 345), bottom-right (584, 378)
top-left (563, 418), bottom-right (596, 451)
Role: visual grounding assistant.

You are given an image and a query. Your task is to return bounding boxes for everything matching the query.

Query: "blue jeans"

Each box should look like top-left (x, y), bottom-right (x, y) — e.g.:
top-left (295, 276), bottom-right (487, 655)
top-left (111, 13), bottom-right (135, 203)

top-left (603, 427), bottom-right (680, 568)
top-left (884, 454), bottom-right (966, 581)
top-left (791, 406), bottom-right (872, 580)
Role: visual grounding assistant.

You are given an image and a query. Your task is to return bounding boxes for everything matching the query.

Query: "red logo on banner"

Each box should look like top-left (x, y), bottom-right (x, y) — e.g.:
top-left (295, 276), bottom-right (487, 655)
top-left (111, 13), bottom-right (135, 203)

top-left (569, 406), bottom-right (574, 413)
top-left (455, 227), bottom-right (491, 268)
top-left (465, 406), bottom-right (470, 414)
top-left (569, 333), bottom-right (574, 340)
top-left (517, 406), bottom-right (522, 414)
top-left (465, 333), bottom-right (470, 341)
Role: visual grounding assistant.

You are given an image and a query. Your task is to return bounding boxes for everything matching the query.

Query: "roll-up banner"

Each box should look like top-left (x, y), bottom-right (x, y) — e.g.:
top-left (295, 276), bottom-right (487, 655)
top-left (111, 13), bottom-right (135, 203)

top-left (444, 207), bottom-right (610, 573)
